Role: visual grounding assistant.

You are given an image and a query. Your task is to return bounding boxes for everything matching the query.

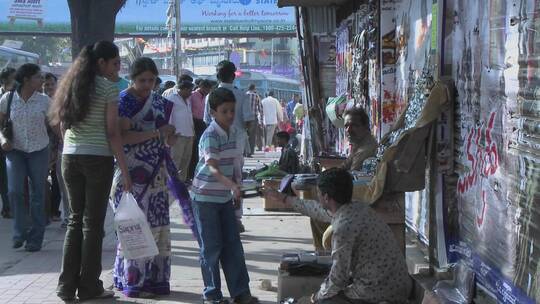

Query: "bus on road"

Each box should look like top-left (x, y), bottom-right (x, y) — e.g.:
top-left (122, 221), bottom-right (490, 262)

top-left (0, 46), bottom-right (39, 69)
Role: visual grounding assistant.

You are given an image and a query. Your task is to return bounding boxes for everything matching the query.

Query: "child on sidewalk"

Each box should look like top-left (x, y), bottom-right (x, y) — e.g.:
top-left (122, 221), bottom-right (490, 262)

top-left (276, 131), bottom-right (299, 174)
top-left (191, 87), bottom-right (259, 304)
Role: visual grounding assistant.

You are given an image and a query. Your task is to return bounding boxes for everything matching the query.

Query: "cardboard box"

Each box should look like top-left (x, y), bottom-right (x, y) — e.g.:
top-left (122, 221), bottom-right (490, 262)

top-left (262, 179), bottom-right (293, 211)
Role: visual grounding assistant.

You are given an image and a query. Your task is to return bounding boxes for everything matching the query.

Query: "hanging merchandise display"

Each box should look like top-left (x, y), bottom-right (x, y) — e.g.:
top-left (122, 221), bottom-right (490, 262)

top-left (366, 0), bottom-right (381, 140)
top-left (380, 0), bottom-right (398, 137)
top-left (390, 0), bottom-right (438, 243)
top-left (351, 30), bottom-right (369, 107)
top-left (352, 80), bottom-right (449, 203)
top-left (447, 0), bottom-right (539, 303)
top-left (325, 95), bottom-right (348, 128)
top-left (316, 35), bottom-right (337, 101)
top-left (377, 67), bottom-right (434, 159)
top-left (330, 3), bottom-right (379, 157)
top-left (335, 24), bottom-right (351, 97)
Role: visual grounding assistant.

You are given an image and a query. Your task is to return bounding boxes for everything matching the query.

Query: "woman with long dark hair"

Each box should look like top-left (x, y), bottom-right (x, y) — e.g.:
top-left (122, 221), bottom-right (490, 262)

top-left (111, 56), bottom-right (197, 298)
top-left (0, 63), bottom-right (49, 251)
top-left (50, 41), bottom-right (132, 302)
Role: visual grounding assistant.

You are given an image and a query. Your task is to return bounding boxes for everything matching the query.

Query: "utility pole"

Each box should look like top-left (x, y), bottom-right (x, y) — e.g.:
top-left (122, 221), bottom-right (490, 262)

top-left (166, 1), bottom-right (174, 75)
top-left (175, 0), bottom-right (182, 83)
top-left (270, 38), bottom-right (274, 74)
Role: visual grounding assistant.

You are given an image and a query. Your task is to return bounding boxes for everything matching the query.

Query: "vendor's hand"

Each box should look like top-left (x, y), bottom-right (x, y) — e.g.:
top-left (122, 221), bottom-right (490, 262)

top-left (310, 293), bottom-right (317, 304)
top-left (158, 124), bottom-right (176, 137)
top-left (1, 141), bottom-right (12, 152)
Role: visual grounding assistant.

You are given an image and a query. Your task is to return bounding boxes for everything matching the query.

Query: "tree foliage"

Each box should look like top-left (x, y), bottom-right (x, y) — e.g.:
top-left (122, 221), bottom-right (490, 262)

top-left (3, 36), bottom-right (71, 65)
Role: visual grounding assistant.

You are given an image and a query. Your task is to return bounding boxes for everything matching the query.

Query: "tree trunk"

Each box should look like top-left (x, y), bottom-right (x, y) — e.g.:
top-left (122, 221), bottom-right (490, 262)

top-left (68, 0), bottom-right (126, 59)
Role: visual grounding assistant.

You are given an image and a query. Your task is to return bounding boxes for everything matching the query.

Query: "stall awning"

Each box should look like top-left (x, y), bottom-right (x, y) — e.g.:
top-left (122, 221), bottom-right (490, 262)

top-left (277, 0), bottom-right (347, 7)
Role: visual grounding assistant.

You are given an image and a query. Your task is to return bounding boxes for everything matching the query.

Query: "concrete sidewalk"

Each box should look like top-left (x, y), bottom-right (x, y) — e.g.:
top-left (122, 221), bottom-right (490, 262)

top-left (0, 152), bottom-right (314, 304)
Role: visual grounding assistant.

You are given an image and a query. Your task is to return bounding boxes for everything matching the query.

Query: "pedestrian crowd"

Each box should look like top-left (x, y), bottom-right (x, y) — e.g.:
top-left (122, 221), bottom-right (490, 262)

top-left (0, 40), bottom-right (304, 303)
top-left (0, 40), bottom-right (410, 304)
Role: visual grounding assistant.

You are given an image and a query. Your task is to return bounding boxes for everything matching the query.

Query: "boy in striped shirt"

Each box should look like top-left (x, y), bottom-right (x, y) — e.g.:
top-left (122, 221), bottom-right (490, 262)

top-left (192, 87), bottom-right (259, 304)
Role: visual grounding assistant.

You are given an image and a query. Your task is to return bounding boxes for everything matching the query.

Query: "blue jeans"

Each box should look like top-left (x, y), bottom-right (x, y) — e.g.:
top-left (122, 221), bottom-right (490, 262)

top-left (5, 147), bottom-right (49, 249)
top-left (192, 200), bottom-right (251, 300)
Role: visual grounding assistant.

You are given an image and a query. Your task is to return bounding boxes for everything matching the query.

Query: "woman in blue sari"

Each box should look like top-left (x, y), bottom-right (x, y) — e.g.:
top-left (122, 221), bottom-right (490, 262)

top-left (112, 57), bottom-right (196, 298)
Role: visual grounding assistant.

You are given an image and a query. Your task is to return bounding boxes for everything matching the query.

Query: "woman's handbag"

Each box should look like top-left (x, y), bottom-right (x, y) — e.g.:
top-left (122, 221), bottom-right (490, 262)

top-left (1, 89), bottom-right (15, 142)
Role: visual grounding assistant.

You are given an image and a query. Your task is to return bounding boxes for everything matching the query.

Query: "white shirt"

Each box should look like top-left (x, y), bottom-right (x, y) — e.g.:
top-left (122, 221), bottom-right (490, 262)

top-left (0, 91), bottom-right (50, 153)
top-left (163, 88), bottom-right (194, 137)
top-left (261, 96), bottom-right (280, 125)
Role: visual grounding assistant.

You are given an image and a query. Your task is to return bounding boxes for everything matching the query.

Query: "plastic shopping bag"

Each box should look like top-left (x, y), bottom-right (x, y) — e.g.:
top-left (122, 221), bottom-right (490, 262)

top-left (114, 192), bottom-right (159, 260)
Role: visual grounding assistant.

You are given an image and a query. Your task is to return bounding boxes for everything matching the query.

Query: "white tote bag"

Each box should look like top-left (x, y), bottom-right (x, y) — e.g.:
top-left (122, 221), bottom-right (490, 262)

top-left (114, 192), bottom-right (159, 260)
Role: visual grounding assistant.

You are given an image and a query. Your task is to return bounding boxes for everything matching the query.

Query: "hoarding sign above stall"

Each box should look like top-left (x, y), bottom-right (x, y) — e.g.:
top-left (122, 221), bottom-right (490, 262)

top-left (0, 0), bottom-right (296, 36)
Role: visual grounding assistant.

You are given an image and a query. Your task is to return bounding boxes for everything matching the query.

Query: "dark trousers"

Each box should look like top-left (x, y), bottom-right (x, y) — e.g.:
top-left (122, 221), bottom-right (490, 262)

top-left (246, 121), bottom-right (257, 155)
top-left (189, 118), bottom-right (206, 180)
top-left (0, 150), bottom-right (9, 213)
top-left (255, 123), bottom-right (264, 152)
top-left (57, 155), bottom-right (114, 300)
top-left (49, 167), bottom-right (61, 217)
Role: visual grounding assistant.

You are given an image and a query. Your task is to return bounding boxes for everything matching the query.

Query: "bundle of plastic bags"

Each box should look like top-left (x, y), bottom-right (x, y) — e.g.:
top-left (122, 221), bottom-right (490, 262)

top-left (254, 163), bottom-right (288, 181)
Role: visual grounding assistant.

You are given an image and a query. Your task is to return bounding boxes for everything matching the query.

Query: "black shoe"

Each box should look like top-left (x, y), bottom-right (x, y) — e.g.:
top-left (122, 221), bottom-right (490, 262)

top-left (25, 245), bottom-right (41, 252)
top-left (1, 209), bottom-right (12, 218)
top-left (57, 293), bottom-right (76, 303)
top-left (233, 294), bottom-right (259, 304)
top-left (12, 240), bottom-right (23, 249)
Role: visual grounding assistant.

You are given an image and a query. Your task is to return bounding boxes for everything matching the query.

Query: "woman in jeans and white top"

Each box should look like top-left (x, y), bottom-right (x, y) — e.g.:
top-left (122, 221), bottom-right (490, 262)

top-left (0, 63), bottom-right (50, 252)
top-left (49, 41), bottom-right (132, 302)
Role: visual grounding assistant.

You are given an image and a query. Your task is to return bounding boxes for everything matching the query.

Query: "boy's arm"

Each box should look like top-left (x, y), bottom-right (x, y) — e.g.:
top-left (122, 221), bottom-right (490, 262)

top-left (207, 159), bottom-right (241, 200)
top-left (203, 95), bottom-right (212, 124)
top-left (201, 131), bottom-right (241, 200)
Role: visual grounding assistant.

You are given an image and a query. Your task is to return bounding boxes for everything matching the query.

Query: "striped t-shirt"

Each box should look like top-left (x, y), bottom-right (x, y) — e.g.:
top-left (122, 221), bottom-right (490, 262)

top-left (63, 76), bottom-right (119, 156)
top-left (192, 121), bottom-right (241, 203)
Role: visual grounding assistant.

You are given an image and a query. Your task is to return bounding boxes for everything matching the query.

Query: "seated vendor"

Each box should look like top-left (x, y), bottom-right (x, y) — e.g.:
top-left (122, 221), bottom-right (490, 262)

top-left (341, 106), bottom-right (378, 171)
top-left (265, 168), bottom-right (411, 304)
top-left (311, 106), bottom-right (378, 251)
top-left (276, 131), bottom-right (299, 174)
